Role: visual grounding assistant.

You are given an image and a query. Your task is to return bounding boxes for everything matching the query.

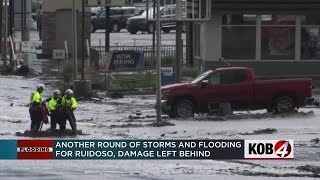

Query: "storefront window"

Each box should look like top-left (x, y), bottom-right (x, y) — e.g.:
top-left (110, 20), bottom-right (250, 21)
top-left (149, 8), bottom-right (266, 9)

top-left (222, 26), bottom-right (256, 59)
top-left (301, 27), bottom-right (320, 60)
top-left (222, 15), bottom-right (256, 25)
top-left (261, 27), bottom-right (295, 60)
top-left (302, 15), bottom-right (320, 25)
top-left (261, 15), bottom-right (296, 60)
top-left (262, 15), bottom-right (296, 25)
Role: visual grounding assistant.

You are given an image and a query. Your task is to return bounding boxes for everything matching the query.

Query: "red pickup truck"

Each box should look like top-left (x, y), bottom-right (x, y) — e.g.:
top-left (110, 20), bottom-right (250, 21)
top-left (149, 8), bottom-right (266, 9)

top-left (161, 67), bottom-right (313, 118)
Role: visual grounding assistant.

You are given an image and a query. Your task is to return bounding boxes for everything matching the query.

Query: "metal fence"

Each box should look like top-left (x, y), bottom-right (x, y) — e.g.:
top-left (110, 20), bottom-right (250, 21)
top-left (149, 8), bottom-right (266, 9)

top-left (89, 45), bottom-right (190, 91)
top-left (92, 45), bottom-right (178, 64)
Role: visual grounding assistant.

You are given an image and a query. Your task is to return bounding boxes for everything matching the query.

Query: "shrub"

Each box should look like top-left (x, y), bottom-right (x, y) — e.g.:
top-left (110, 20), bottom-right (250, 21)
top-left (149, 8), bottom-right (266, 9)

top-left (144, 55), bottom-right (175, 67)
top-left (182, 67), bottom-right (199, 78)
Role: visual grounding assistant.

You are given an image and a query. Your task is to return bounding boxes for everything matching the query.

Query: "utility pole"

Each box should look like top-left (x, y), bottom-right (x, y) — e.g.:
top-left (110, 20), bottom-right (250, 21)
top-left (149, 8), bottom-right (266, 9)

top-left (156, 0), bottom-right (162, 123)
top-left (21, 0), bottom-right (29, 41)
top-left (105, 6), bottom-right (110, 52)
top-left (81, 0), bottom-right (85, 80)
top-left (0, 0), bottom-right (3, 58)
top-left (72, 0), bottom-right (78, 80)
top-left (175, 0), bottom-right (183, 83)
top-left (146, 0), bottom-right (149, 21)
top-left (9, 0), bottom-right (14, 69)
top-left (152, 1), bottom-right (156, 56)
top-left (4, 0), bottom-right (8, 69)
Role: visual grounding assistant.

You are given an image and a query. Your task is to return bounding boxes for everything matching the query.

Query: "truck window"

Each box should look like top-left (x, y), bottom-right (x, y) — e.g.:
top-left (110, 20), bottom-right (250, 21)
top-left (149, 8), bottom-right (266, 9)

top-left (99, 10), bottom-right (106, 17)
top-left (126, 9), bottom-right (134, 14)
top-left (220, 70), bottom-right (248, 84)
top-left (191, 70), bottom-right (212, 84)
top-left (111, 9), bottom-right (124, 16)
top-left (234, 70), bottom-right (248, 82)
top-left (208, 73), bottom-right (221, 85)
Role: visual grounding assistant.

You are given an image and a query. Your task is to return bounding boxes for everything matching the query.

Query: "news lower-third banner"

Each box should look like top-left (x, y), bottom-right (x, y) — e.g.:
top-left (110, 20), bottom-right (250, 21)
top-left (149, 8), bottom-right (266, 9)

top-left (0, 140), bottom-right (294, 160)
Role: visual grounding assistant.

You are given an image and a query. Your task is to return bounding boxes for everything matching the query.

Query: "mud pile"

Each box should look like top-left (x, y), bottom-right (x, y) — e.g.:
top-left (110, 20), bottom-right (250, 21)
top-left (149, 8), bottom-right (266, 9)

top-left (15, 129), bottom-right (88, 137)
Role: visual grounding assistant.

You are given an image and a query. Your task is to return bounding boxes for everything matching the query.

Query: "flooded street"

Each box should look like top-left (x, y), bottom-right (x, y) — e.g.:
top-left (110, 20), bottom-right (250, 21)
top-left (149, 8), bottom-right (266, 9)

top-left (0, 75), bottom-right (320, 179)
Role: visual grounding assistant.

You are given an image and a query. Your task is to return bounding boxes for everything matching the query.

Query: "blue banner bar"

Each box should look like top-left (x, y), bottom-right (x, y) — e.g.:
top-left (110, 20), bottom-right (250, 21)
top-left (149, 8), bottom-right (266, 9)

top-left (0, 140), bottom-right (17, 160)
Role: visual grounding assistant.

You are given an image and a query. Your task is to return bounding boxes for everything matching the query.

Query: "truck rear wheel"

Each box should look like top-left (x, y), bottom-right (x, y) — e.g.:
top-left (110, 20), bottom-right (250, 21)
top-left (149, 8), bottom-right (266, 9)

top-left (273, 96), bottom-right (295, 113)
top-left (173, 99), bottom-right (195, 118)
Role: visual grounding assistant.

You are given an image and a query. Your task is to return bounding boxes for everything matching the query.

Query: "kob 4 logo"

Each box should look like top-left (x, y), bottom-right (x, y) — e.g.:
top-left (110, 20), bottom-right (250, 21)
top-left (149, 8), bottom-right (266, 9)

top-left (245, 140), bottom-right (294, 159)
top-left (274, 140), bottom-right (292, 158)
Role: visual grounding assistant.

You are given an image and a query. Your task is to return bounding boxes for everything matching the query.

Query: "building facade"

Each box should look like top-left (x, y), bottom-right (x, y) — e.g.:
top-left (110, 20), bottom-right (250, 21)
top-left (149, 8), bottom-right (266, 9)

top-left (193, 0), bottom-right (320, 76)
top-left (42, 0), bottom-right (91, 56)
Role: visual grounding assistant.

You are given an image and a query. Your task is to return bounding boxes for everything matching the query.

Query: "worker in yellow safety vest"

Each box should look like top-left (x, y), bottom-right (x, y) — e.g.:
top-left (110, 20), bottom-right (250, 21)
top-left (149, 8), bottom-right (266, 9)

top-left (29, 84), bottom-right (48, 132)
top-left (62, 89), bottom-right (78, 134)
top-left (48, 90), bottom-right (63, 131)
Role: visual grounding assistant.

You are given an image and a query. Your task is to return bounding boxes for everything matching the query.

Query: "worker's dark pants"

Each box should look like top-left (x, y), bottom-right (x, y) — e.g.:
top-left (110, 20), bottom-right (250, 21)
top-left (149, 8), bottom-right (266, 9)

top-left (50, 110), bottom-right (65, 131)
top-left (62, 110), bottom-right (77, 132)
top-left (29, 106), bottom-right (42, 132)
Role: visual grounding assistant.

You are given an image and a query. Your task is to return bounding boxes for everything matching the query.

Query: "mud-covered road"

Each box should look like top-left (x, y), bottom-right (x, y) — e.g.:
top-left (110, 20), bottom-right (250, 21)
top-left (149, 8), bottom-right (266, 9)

top-left (0, 76), bottom-right (320, 179)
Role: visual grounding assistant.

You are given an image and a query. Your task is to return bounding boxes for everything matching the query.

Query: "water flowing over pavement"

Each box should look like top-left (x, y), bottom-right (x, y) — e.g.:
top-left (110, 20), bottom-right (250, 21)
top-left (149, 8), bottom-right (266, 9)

top-left (0, 75), bottom-right (320, 179)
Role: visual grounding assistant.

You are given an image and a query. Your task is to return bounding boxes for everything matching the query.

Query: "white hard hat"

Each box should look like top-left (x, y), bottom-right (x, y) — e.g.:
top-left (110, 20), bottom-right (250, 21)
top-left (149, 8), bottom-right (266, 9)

top-left (53, 90), bottom-right (61, 95)
top-left (65, 89), bottom-right (73, 94)
top-left (36, 84), bottom-right (45, 90)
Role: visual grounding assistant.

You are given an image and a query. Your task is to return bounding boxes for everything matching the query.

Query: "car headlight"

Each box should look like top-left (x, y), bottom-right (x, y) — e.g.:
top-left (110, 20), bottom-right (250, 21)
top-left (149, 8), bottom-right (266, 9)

top-left (161, 89), bottom-right (171, 100)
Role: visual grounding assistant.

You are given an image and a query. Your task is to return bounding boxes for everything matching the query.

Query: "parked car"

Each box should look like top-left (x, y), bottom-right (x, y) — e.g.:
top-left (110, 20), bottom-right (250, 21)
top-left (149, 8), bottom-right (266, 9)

top-left (91, 7), bottom-right (103, 17)
top-left (161, 67), bottom-right (313, 118)
top-left (126, 4), bottom-right (186, 34)
top-left (91, 7), bottom-right (140, 33)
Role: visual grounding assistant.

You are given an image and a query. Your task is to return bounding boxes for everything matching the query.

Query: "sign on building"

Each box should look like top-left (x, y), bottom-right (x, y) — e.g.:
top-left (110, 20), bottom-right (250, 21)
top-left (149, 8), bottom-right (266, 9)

top-left (161, 67), bottom-right (174, 76)
top-left (109, 51), bottom-right (144, 70)
top-left (52, 49), bottom-right (66, 60)
top-left (85, 0), bottom-right (133, 7)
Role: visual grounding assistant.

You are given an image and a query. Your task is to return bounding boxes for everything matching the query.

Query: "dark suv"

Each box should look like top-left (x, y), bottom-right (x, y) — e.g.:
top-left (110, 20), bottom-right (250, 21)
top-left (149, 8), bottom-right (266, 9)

top-left (126, 5), bottom-right (186, 34)
top-left (91, 7), bottom-right (140, 33)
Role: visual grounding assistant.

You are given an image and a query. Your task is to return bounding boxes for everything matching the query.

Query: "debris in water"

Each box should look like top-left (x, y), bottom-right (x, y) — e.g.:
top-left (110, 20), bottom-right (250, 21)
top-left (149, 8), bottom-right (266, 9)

top-left (90, 97), bottom-right (102, 102)
top-left (15, 129), bottom-right (88, 137)
top-left (10, 120), bottom-right (23, 124)
top-left (0, 132), bottom-right (11, 136)
top-left (168, 131), bottom-right (178, 134)
top-left (109, 92), bottom-right (124, 99)
top-left (109, 123), bottom-right (145, 128)
top-left (147, 121), bottom-right (175, 127)
top-left (240, 128), bottom-right (277, 135)
top-left (310, 138), bottom-right (320, 144)
top-left (136, 111), bottom-right (142, 116)
top-left (297, 165), bottom-right (320, 175)
top-left (146, 115), bottom-right (156, 118)
top-left (128, 115), bottom-right (141, 120)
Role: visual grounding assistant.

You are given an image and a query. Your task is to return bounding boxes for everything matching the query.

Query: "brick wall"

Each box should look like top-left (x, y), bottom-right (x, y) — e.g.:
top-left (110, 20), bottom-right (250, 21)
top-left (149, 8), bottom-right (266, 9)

top-left (42, 11), bottom-right (91, 57)
top-left (42, 12), bottom-right (56, 56)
